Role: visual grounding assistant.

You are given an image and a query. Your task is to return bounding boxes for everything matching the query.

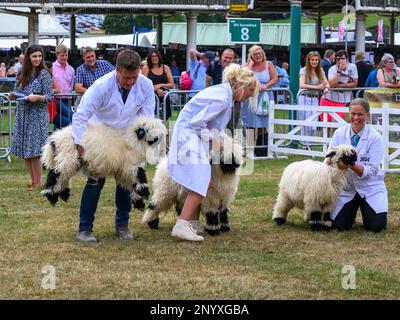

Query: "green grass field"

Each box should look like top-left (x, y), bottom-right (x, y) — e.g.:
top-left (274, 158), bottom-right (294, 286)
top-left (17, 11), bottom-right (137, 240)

top-left (0, 156), bottom-right (400, 299)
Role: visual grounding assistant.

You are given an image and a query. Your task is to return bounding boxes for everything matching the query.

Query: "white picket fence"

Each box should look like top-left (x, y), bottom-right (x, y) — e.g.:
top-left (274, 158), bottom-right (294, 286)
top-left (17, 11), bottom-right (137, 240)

top-left (267, 102), bottom-right (400, 173)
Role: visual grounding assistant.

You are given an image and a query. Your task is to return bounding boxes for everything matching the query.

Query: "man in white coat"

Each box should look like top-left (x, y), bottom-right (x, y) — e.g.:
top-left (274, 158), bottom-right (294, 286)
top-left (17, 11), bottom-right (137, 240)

top-left (72, 50), bottom-right (155, 243)
top-left (329, 98), bottom-right (388, 232)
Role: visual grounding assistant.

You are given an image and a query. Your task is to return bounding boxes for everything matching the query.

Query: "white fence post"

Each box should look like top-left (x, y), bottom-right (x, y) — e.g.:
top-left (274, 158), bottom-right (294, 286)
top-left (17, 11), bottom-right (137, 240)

top-left (381, 102), bottom-right (389, 172)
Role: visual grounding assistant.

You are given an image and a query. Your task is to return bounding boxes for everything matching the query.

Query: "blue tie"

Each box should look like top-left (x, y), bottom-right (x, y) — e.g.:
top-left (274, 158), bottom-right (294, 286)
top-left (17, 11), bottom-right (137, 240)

top-left (352, 134), bottom-right (360, 147)
top-left (121, 89), bottom-right (129, 103)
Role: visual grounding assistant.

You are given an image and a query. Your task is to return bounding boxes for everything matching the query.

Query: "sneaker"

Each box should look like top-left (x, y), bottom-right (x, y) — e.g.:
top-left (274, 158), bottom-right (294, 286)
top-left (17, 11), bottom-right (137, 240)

top-left (171, 219), bottom-right (204, 242)
top-left (77, 231), bottom-right (97, 243)
top-left (115, 224), bottom-right (134, 240)
top-left (189, 220), bottom-right (207, 236)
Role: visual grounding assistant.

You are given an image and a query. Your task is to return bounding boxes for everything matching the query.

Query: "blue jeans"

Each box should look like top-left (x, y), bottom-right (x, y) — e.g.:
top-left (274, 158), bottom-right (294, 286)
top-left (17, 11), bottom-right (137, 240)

top-left (79, 177), bottom-right (132, 232)
top-left (53, 99), bottom-right (73, 129)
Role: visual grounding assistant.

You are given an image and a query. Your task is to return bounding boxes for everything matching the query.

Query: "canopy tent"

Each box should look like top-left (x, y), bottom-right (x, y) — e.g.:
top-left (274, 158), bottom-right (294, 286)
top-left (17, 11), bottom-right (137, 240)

top-left (0, 12), bottom-right (69, 37)
top-left (0, 32), bottom-right (156, 49)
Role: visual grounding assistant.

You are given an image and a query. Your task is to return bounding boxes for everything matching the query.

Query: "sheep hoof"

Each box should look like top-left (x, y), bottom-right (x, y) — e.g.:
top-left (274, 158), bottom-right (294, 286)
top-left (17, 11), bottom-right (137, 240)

top-left (147, 218), bottom-right (159, 229)
top-left (47, 193), bottom-right (59, 206)
top-left (133, 198), bottom-right (145, 211)
top-left (206, 228), bottom-right (220, 236)
top-left (59, 188), bottom-right (70, 202)
top-left (273, 217), bottom-right (286, 225)
top-left (309, 222), bottom-right (323, 231)
top-left (220, 224), bottom-right (230, 232)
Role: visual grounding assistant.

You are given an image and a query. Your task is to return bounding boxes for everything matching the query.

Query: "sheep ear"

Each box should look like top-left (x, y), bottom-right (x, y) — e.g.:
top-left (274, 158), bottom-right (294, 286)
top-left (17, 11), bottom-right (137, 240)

top-left (136, 128), bottom-right (146, 140)
top-left (325, 151), bottom-right (336, 158)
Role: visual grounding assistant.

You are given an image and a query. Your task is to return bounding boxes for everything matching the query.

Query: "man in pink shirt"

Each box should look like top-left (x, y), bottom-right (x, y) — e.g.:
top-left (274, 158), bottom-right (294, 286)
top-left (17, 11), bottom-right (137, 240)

top-left (52, 44), bottom-right (75, 128)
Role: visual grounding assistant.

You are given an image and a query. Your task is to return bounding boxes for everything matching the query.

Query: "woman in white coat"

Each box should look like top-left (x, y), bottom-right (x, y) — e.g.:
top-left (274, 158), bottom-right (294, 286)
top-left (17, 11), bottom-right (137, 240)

top-left (329, 98), bottom-right (387, 232)
top-left (168, 63), bottom-right (259, 241)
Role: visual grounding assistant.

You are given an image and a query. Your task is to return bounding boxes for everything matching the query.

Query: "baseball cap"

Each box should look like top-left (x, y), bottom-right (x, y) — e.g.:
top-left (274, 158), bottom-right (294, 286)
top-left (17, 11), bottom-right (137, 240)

top-left (203, 51), bottom-right (215, 61)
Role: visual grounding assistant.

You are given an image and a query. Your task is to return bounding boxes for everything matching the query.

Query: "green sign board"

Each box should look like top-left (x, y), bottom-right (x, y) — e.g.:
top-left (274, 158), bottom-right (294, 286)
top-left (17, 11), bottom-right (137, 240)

top-left (228, 18), bottom-right (261, 43)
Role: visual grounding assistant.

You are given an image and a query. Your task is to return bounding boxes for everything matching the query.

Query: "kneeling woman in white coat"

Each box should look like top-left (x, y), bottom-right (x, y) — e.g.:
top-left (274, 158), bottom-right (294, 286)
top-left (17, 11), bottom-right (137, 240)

top-left (168, 63), bottom-right (259, 241)
top-left (329, 98), bottom-right (388, 232)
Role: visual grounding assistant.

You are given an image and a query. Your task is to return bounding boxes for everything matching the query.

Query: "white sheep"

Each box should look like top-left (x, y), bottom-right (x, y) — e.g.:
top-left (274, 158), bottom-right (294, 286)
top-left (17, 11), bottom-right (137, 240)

top-left (41, 116), bottom-right (167, 209)
top-left (142, 135), bottom-right (243, 235)
top-left (272, 144), bottom-right (357, 231)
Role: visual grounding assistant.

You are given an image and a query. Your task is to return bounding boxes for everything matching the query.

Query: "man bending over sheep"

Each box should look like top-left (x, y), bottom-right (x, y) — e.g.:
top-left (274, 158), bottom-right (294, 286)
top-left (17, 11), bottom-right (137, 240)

top-left (72, 50), bottom-right (155, 243)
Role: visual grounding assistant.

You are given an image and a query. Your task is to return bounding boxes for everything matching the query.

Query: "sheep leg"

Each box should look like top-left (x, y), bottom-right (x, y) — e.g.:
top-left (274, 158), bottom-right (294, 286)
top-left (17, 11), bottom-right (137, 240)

top-left (205, 211), bottom-right (220, 236)
top-left (219, 208), bottom-right (230, 232)
top-left (308, 211), bottom-right (323, 231)
top-left (41, 169), bottom-right (61, 205)
top-left (143, 203), bottom-right (160, 229)
top-left (322, 212), bottom-right (333, 231)
top-left (134, 167), bottom-right (150, 200)
top-left (131, 190), bottom-right (146, 211)
top-left (272, 193), bottom-right (294, 225)
top-left (175, 206), bottom-right (182, 216)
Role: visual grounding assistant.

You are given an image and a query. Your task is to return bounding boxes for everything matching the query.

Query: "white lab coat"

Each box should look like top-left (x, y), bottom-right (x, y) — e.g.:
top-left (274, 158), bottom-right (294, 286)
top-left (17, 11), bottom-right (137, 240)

top-left (72, 71), bottom-right (154, 145)
top-left (168, 83), bottom-right (233, 197)
top-left (330, 124), bottom-right (388, 219)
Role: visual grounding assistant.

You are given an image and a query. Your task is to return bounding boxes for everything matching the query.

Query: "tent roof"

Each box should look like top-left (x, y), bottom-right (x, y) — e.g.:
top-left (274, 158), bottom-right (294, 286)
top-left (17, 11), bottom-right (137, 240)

top-left (0, 23), bottom-right (316, 49)
top-left (162, 22), bottom-right (316, 46)
top-left (0, 12), bottom-right (69, 37)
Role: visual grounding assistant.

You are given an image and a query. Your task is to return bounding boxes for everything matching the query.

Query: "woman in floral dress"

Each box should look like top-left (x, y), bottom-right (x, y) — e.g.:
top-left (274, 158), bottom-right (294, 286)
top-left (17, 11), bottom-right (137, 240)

top-left (9, 45), bottom-right (53, 189)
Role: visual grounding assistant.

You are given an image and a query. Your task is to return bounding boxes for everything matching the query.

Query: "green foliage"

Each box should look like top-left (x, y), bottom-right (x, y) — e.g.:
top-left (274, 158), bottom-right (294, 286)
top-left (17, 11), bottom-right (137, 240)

top-left (103, 15), bottom-right (153, 34)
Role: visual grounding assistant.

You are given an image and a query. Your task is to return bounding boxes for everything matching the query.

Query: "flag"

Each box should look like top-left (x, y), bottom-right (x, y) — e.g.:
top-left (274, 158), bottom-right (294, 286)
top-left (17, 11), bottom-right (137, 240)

top-left (338, 20), bottom-right (344, 42)
top-left (132, 21), bottom-right (136, 46)
top-left (378, 19), bottom-right (383, 43)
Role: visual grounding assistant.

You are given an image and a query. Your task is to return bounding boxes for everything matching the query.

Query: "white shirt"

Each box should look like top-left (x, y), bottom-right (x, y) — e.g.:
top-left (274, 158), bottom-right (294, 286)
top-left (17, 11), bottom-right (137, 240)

top-left (329, 124), bottom-right (388, 219)
top-left (326, 63), bottom-right (358, 103)
top-left (72, 71), bottom-right (155, 145)
top-left (168, 83), bottom-right (233, 197)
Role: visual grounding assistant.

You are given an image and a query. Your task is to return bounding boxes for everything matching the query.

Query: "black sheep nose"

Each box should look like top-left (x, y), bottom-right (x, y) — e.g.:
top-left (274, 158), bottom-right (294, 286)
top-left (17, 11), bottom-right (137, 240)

top-left (148, 137), bottom-right (158, 145)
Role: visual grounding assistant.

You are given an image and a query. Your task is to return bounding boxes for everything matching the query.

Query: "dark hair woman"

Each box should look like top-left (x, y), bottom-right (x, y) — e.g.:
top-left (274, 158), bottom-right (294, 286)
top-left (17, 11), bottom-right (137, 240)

top-left (141, 49), bottom-right (175, 120)
top-left (8, 44), bottom-right (54, 189)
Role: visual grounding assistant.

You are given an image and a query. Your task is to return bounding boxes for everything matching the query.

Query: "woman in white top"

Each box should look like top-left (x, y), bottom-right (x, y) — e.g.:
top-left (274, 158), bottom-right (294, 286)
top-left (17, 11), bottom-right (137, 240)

top-left (377, 53), bottom-right (400, 88)
top-left (168, 63), bottom-right (259, 241)
top-left (298, 51), bottom-right (330, 146)
top-left (329, 98), bottom-right (387, 232)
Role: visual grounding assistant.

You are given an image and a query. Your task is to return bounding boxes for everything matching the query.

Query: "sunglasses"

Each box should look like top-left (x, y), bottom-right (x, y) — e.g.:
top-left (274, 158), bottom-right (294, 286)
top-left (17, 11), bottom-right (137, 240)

top-left (336, 57), bottom-right (347, 60)
top-left (308, 51), bottom-right (319, 55)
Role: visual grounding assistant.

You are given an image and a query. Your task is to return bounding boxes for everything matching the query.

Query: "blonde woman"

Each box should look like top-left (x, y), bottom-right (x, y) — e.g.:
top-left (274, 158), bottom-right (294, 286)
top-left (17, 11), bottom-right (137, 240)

top-left (241, 45), bottom-right (277, 158)
top-left (298, 51), bottom-right (329, 145)
top-left (168, 63), bottom-right (259, 241)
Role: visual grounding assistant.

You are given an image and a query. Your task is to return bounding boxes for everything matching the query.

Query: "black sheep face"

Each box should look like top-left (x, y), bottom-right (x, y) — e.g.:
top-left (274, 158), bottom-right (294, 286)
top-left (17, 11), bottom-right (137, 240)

top-left (220, 154), bottom-right (240, 174)
top-left (340, 149), bottom-right (357, 166)
top-left (135, 128), bottom-right (159, 145)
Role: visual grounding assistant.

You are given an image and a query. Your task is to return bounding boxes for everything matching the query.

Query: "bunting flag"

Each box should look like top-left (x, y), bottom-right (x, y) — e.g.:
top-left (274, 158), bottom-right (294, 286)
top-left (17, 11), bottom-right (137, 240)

top-left (132, 21), bottom-right (136, 46)
top-left (338, 20), bottom-right (345, 42)
top-left (377, 19), bottom-right (383, 43)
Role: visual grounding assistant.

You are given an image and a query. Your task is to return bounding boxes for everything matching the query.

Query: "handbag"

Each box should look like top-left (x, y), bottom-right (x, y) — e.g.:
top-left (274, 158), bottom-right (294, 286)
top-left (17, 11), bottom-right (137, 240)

top-left (256, 92), bottom-right (272, 116)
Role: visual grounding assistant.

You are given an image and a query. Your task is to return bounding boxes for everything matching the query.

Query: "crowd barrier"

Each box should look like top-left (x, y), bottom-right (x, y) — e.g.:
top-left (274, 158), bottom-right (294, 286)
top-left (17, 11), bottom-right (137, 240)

top-left (2, 86), bottom-right (400, 172)
top-left (268, 98), bottom-right (400, 173)
top-left (0, 94), bottom-right (13, 162)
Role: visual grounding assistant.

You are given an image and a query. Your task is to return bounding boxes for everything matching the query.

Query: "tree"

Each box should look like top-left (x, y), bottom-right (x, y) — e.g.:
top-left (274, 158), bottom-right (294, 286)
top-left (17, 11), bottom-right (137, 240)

top-left (103, 15), bottom-right (153, 34)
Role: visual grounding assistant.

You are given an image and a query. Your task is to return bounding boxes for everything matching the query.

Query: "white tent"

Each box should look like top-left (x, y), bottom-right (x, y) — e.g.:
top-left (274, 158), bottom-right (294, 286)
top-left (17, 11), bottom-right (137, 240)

top-left (0, 12), bottom-right (69, 37)
top-left (0, 32), bottom-right (156, 49)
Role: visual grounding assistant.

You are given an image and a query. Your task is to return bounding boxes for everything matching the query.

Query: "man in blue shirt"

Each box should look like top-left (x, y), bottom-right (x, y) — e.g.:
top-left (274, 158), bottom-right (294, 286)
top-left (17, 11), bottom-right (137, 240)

top-left (188, 49), bottom-right (214, 95)
top-left (74, 46), bottom-right (115, 94)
